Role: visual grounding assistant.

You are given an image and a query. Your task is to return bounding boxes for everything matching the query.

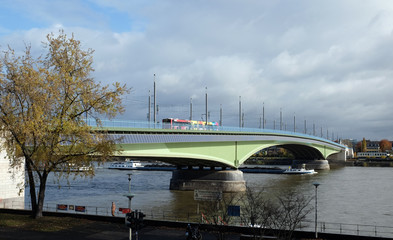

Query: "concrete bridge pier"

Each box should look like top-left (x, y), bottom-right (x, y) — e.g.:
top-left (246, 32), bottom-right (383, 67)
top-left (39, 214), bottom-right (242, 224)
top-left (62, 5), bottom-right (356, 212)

top-left (306, 160), bottom-right (330, 170)
top-left (293, 160), bottom-right (330, 170)
top-left (170, 169), bottom-right (246, 192)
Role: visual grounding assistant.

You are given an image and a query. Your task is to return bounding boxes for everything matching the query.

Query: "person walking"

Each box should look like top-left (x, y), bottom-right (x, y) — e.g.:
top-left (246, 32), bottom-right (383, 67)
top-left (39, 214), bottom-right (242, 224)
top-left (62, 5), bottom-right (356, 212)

top-left (111, 202), bottom-right (116, 216)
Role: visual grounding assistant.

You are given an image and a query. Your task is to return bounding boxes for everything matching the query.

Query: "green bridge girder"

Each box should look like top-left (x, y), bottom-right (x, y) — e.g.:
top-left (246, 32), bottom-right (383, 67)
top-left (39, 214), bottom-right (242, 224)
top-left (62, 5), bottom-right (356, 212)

top-left (104, 127), bottom-right (346, 168)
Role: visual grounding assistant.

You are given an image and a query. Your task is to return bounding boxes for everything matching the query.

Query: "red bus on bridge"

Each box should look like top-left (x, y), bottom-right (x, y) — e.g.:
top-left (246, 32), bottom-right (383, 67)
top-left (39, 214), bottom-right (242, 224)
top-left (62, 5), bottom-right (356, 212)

top-left (162, 118), bottom-right (219, 130)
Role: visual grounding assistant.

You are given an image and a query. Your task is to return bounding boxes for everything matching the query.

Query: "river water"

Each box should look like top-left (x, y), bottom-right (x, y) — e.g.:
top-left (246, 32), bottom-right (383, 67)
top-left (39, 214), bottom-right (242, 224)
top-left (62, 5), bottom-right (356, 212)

top-left (27, 164), bottom-right (393, 230)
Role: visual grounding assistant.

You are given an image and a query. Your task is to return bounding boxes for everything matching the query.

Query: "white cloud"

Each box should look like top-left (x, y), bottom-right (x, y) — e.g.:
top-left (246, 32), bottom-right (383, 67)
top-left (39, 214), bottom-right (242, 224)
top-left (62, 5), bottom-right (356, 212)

top-left (2, 0), bottom-right (393, 140)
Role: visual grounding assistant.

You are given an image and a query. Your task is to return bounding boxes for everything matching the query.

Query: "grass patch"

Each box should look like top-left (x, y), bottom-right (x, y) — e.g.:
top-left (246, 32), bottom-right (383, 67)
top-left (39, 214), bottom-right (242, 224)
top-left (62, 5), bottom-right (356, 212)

top-left (0, 213), bottom-right (92, 232)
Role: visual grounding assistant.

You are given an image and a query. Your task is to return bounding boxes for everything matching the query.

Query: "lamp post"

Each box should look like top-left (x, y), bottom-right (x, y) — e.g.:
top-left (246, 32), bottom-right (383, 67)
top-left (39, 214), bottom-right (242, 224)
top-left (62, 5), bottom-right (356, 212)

top-left (125, 173), bottom-right (134, 240)
top-left (126, 173), bottom-right (134, 209)
top-left (313, 182), bottom-right (320, 239)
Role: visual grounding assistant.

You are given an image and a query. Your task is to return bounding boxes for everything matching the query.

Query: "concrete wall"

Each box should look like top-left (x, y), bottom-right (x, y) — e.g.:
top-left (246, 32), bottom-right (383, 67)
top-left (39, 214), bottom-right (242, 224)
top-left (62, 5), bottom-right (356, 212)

top-left (170, 169), bottom-right (246, 192)
top-left (0, 142), bottom-right (25, 209)
top-left (327, 149), bottom-right (347, 162)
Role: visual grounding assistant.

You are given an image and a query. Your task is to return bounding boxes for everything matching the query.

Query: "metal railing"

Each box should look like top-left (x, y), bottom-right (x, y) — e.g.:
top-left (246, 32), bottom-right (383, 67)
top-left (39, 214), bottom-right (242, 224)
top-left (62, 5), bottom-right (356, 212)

top-left (297, 220), bottom-right (393, 238)
top-left (87, 119), bottom-right (344, 148)
top-left (3, 202), bottom-right (392, 238)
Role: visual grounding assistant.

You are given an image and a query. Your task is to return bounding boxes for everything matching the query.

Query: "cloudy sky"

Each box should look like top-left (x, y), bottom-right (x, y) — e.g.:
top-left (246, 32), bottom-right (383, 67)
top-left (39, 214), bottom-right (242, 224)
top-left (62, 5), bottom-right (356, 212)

top-left (0, 0), bottom-right (392, 141)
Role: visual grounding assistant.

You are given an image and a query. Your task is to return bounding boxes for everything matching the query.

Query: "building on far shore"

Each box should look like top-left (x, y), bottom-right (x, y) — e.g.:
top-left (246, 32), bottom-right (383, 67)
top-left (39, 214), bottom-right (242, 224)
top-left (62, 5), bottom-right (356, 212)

top-left (356, 152), bottom-right (390, 158)
top-left (365, 140), bottom-right (380, 152)
top-left (0, 140), bottom-right (25, 209)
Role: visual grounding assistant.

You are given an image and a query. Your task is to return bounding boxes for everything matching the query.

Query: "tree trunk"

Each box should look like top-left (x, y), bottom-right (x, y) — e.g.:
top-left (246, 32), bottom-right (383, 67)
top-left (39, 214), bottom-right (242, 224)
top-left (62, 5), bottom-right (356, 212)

top-left (25, 160), bottom-right (38, 218)
top-left (26, 159), bottom-right (49, 219)
top-left (35, 172), bottom-right (48, 218)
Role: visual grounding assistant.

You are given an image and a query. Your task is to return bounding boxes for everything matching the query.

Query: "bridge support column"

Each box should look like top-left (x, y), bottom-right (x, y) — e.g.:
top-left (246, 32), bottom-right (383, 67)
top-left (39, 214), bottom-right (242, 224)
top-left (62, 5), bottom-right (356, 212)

top-left (304, 160), bottom-right (330, 170)
top-left (293, 160), bottom-right (330, 170)
top-left (327, 149), bottom-right (347, 164)
top-left (170, 169), bottom-right (246, 192)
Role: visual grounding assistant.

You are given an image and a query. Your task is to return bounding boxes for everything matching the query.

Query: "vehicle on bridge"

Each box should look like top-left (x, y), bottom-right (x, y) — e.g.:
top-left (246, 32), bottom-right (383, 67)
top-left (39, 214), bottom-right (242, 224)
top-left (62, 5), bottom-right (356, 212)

top-left (162, 118), bottom-right (218, 130)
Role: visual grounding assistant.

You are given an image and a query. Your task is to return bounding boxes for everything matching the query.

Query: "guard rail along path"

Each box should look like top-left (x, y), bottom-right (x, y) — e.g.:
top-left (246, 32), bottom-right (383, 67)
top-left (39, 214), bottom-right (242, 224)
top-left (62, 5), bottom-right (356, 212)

top-left (1, 203), bottom-right (392, 239)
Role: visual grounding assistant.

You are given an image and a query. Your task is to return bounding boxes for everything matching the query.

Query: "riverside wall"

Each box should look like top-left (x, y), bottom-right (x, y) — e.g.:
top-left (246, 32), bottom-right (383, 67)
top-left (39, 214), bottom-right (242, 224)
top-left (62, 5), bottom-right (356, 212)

top-left (0, 142), bottom-right (24, 209)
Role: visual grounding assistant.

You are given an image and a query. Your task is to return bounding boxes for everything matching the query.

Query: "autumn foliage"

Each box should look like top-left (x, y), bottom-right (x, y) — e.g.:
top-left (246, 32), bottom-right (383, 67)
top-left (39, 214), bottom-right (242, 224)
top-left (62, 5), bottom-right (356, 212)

top-left (379, 139), bottom-right (392, 152)
top-left (0, 30), bottom-right (129, 218)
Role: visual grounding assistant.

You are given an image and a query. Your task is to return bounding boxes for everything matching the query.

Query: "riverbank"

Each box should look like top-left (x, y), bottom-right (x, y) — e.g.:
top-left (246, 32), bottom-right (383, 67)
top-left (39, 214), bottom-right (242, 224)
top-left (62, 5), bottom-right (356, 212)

top-left (247, 158), bottom-right (393, 168)
top-left (346, 159), bottom-right (393, 167)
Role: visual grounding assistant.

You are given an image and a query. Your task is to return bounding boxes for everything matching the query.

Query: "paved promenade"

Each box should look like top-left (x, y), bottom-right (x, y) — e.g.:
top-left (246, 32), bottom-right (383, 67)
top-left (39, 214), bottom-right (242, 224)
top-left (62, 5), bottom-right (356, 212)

top-left (0, 221), bottom-right (241, 240)
top-left (1, 209), bottom-right (392, 240)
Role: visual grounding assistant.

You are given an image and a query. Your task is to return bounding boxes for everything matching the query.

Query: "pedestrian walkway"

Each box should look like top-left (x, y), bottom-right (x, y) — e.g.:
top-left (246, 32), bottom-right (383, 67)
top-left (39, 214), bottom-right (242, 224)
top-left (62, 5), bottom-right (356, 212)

top-left (0, 221), bottom-right (241, 240)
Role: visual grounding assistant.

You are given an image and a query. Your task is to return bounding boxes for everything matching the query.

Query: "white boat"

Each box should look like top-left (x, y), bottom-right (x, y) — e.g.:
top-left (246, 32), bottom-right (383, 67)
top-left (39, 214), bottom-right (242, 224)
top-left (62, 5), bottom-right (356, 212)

top-left (283, 166), bottom-right (317, 175)
top-left (53, 163), bottom-right (93, 172)
top-left (108, 160), bottom-right (143, 170)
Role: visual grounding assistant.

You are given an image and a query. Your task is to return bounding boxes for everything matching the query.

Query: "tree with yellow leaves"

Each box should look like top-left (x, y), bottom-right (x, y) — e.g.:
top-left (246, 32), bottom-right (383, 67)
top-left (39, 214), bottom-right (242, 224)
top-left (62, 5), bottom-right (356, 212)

top-left (361, 138), bottom-right (367, 152)
top-left (0, 30), bottom-right (129, 218)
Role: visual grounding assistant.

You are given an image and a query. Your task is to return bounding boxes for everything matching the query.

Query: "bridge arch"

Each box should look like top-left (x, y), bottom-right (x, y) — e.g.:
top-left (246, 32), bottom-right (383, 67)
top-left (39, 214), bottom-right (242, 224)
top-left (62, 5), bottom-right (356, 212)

top-left (275, 144), bottom-right (324, 160)
top-left (117, 140), bottom-right (342, 168)
top-left (103, 126), bottom-right (346, 168)
top-left (98, 123), bottom-right (348, 192)
top-left (234, 142), bottom-right (331, 166)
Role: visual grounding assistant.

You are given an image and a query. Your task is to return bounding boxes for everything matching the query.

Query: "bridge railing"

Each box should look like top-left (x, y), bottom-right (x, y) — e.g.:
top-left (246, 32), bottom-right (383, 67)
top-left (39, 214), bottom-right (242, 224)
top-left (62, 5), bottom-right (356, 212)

top-left (87, 119), bottom-right (344, 148)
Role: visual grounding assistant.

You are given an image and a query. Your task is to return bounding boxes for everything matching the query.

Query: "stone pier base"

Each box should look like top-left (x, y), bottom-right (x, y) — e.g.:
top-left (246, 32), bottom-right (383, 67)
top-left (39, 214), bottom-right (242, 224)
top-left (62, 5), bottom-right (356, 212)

top-left (170, 169), bottom-right (246, 192)
top-left (293, 159), bottom-right (330, 170)
top-left (306, 160), bottom-right (330, 170)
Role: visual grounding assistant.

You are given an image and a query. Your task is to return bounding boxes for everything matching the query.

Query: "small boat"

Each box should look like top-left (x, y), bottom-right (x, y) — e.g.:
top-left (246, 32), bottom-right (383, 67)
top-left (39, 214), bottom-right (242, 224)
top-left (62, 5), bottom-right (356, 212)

top-left (108, 160), bottom-right (178, 171)
top-left (108, 160), bottom-right (143, 170)
top-left (52, 163), bottom-right (93, 172)
top-left (283, 166), bottom-right (317, 175)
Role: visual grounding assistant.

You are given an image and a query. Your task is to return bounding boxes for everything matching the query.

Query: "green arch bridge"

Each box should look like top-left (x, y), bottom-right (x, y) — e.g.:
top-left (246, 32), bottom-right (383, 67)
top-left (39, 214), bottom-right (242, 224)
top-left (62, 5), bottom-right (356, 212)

top-left (94, 120), bottom-right (348, 191)
top-left (96, 120), bottom-right (348, 169)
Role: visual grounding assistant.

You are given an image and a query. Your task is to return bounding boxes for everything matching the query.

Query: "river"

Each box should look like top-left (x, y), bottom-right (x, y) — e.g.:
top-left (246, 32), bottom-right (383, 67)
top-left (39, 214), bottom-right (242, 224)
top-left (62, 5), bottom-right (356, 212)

top-left (27, 164), bottom-right (393, 230)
